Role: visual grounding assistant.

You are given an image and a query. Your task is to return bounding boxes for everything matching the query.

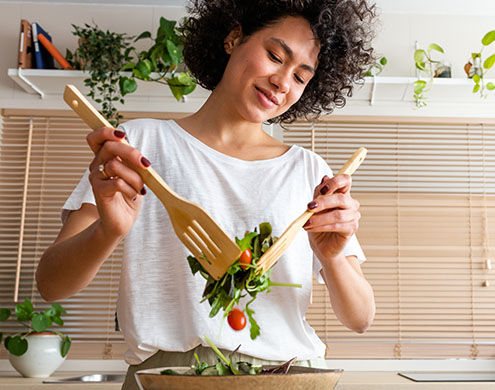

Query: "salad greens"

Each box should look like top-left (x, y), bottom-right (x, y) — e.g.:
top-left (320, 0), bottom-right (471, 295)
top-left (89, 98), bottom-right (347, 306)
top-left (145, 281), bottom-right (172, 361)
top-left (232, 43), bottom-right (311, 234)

top-left (160, 335), bottom-right (296, 376)
top-left (187, 222), bottom-right (301, 340)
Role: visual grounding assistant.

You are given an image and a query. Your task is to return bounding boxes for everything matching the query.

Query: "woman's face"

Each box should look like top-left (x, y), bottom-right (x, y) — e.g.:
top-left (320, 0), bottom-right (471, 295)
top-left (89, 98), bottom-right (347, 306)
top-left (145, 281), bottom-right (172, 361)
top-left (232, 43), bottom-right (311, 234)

top-left (218, 16), bottom-right (320, 124)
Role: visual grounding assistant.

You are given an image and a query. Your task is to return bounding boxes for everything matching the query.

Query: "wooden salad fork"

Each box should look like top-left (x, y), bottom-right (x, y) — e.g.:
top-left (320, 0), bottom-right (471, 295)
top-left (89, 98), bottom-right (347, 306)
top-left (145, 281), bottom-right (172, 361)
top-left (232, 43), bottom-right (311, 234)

top-left (256, 147), bottom-right (367, 274)
top-left (63, 84), bottom-right (241, 280)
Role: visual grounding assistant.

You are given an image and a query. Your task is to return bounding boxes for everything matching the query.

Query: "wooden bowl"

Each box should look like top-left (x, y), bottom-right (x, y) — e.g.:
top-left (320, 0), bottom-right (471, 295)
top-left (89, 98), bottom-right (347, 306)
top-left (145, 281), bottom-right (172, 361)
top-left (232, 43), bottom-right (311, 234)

top-left (135, 365), bottom-right (343, 390)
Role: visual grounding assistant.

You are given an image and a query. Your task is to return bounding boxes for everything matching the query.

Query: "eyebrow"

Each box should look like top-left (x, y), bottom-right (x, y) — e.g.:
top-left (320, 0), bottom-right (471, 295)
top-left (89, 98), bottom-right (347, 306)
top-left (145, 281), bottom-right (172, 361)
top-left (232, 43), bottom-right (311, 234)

top-left (269, 37), bottom-right (316, 74)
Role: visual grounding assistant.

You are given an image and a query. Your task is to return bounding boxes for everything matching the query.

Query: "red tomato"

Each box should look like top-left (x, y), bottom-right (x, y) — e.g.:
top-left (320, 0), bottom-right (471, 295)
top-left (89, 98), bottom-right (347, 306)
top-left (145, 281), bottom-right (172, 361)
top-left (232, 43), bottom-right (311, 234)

top-left (239, 249), bottom-right (252, 270)
top-left (227, 308), bottom-right (247, 331)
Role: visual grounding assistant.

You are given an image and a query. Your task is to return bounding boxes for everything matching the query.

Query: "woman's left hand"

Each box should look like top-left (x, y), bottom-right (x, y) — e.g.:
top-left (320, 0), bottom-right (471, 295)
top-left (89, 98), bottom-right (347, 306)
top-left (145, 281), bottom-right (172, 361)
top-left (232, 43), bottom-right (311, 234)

top-left (304, 174), bottom-right (361, 262)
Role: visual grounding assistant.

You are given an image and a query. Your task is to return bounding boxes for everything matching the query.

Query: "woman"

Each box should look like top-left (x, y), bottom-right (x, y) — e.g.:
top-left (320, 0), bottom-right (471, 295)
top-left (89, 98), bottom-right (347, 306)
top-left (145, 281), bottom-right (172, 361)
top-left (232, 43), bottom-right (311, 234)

top-left (36, 0), bottom-right (376, 388)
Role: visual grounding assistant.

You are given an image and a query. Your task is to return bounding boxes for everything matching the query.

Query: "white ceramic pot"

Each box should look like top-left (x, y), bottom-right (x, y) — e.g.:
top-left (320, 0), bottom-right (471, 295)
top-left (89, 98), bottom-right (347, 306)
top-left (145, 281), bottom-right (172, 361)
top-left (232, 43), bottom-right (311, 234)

top-left (8, 333), bottom-right (66, 378)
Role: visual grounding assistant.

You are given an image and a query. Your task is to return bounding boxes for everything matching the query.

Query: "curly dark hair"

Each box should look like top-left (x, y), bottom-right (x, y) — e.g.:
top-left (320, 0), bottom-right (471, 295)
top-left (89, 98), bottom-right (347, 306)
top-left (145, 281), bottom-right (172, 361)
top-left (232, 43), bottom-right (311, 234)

top-left (180, 0), bottom-right (377, 124)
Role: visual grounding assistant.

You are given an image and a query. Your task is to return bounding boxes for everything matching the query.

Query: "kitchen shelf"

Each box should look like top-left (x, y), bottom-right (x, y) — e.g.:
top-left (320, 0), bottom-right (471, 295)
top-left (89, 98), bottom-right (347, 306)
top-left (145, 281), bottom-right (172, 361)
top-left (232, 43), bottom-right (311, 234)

top-left (6, 68), bottom-right (495, 116)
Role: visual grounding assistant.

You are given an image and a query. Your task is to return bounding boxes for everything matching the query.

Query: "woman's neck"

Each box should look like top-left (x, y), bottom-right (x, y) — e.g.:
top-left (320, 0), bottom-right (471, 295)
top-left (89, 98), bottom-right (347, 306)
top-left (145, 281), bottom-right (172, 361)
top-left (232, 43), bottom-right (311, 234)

top-left (175, 89), bottom-right (290, 161)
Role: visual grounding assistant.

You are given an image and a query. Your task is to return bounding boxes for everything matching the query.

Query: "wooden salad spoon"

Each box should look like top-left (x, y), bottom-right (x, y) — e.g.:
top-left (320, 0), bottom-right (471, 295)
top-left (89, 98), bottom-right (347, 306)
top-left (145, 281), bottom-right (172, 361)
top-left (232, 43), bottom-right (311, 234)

top-left (63, 84), bottom-right (241, 280)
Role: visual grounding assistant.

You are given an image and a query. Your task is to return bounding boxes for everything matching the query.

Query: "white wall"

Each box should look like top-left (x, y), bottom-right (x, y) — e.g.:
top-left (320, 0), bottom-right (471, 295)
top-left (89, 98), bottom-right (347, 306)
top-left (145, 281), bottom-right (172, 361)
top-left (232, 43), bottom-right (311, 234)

top-left (0, 1), bottom-right (495, 112)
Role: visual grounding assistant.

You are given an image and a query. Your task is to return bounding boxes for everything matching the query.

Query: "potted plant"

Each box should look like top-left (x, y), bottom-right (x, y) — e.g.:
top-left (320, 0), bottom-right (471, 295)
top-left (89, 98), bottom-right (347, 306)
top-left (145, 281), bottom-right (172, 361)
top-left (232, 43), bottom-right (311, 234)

top-left (65, 22), bottom-right (135, 126)
top-left (119, 16), bottom-right (196, 102)
top-left (413, 43), bottom-right (445, 108)
top-left (363, 56), bottom-right (387, 77)
top-left (66, 17), bottom-right (196, 127)
top-left (465, 30), bottom-right (495, 98)
top-left (0, 298), bottom-right (71, 378)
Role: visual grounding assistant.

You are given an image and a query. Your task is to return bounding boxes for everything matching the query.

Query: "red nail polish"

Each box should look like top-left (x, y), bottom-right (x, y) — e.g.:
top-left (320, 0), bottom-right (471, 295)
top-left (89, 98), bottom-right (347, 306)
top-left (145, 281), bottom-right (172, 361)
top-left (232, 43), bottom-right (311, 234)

top-left (320, 185), bottom-right (329, 195)
top-left (303, 220), bottom-right (311, 228)
top-left (114, 130), bottom-right (126, 138)
top-left (140, 187), bottom-right (147, 195)
top-left (140, 157), bottom-right (151, 167)
top-left (307, 201), bottom-right (318, 210)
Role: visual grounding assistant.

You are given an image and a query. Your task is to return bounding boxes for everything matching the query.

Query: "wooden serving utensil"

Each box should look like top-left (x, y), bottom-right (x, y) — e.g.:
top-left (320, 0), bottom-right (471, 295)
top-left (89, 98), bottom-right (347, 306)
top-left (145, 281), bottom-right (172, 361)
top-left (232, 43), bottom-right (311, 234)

top-left (256, 147), bottom-right (367, 274)
top-left (63, 84), bottom-right (241, 280)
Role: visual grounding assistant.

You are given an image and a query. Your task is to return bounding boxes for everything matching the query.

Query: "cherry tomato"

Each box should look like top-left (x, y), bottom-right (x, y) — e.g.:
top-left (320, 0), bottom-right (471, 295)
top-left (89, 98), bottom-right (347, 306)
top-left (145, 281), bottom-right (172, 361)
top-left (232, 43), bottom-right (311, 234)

top-left (239, 249), bottom-right (252, 270)
top-left (227, 308), bottom-right (247, 331)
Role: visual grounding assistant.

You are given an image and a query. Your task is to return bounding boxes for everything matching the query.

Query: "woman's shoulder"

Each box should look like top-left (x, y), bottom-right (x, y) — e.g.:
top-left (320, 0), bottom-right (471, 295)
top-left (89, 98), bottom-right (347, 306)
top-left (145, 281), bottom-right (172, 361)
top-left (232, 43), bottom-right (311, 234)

top-left (117, 118), bottom-right (177, 143)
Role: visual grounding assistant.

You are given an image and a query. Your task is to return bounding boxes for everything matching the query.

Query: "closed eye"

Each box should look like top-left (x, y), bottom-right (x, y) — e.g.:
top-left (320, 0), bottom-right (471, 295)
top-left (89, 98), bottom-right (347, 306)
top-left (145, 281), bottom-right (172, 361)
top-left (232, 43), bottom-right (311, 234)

top-left (295, 74), bottom-right (305, 84)
top-left (268, 50), bottom-right (282, 63)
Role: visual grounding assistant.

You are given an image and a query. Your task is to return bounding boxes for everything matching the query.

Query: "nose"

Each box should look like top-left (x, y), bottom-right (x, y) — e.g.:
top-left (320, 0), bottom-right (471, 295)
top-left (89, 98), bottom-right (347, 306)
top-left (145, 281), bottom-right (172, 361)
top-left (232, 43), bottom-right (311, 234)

top-left (269, 71), bottom-right (290, 94)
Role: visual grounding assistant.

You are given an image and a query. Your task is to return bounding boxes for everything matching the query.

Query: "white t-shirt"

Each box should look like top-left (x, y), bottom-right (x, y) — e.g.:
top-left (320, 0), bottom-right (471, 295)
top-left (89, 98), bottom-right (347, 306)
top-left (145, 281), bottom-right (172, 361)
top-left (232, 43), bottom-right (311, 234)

top-left (62, 119), bottom-right (365, 364)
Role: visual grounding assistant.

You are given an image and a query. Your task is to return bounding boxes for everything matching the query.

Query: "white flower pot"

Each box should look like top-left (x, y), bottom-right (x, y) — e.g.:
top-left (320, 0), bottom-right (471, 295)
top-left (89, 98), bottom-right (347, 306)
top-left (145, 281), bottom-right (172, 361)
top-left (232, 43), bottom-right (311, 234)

top-left (8, 333), bottom-right (66, 378)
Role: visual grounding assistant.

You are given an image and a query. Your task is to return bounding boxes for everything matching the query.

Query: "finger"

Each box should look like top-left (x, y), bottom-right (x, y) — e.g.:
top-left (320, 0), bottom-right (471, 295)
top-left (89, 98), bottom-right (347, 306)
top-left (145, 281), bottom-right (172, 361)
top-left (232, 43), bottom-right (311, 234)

top-left (103, 157), bottom-right (146, 195)
top-left (97, 175), bottom-right (141, 202)
top-left (314, 175), bottom-right (330, 197)
top-left (97, 140), bottom-right (152, 173)
top-left (324, 174), bottom-right (352, 195)
top-left (306, 208), bottom-right (360, 229)
top-left (304, 219), bottom-right (360, 235)
top-left (307, 192), bottom-right (357, 213)
top-left (86, 127), bottom-right (127, 154)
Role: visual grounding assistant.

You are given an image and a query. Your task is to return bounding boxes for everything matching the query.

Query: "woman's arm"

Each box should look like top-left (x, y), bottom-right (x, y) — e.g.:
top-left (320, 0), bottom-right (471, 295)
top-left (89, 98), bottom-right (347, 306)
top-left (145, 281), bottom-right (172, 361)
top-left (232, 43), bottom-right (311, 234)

top-left (305, 174), bottom-right (375, 333)
top-left (37, 127), bottom-right (149, 302)
top-left (36, 204), bottom-right (124, 302)
top-left (319, 254), bottom-right (375, 333)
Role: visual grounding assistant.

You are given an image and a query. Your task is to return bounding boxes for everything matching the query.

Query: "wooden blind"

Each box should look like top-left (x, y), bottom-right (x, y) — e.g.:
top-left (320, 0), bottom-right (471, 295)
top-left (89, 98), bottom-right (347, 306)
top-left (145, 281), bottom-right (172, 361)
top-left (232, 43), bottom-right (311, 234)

top-left (285, 118), bottom-right (495, 359)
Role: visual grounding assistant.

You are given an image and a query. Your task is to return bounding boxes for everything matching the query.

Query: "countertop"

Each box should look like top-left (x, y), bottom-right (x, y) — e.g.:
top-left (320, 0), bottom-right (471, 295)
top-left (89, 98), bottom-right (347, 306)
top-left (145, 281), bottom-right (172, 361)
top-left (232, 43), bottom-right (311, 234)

top-left (1, 371), bottom-right (495, 389)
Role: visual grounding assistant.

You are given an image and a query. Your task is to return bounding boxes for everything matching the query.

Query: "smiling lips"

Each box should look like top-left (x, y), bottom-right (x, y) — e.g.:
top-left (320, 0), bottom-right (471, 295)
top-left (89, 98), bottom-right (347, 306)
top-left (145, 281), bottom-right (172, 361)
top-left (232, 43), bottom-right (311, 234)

top-left (255, 86), bottom-right (279, 108)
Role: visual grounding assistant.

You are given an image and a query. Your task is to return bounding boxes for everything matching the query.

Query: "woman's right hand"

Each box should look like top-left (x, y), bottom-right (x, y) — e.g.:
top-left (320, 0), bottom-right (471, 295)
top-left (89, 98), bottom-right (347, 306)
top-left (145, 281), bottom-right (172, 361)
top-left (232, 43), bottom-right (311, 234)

top-left (86, 127), bottom-right (151, 239)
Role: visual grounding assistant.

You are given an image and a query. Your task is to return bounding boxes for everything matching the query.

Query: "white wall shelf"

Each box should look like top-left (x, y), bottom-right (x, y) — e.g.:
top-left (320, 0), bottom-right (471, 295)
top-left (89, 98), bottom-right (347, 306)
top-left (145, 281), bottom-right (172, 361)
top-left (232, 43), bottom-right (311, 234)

top-left (6, 68), bottom-right (495, 117)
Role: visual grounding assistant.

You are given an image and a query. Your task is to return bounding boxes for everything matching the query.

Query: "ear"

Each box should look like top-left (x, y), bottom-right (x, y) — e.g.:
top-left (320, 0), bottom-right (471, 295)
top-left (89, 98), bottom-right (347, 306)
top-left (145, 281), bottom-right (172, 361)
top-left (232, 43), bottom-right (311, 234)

top-left (224, 24), bottom-right (243, 54)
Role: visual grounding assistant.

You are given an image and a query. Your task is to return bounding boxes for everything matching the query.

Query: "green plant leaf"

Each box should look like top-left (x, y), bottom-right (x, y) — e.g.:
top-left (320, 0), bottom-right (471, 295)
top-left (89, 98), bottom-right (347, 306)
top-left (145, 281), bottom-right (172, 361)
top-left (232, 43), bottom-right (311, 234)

top-left (380, 56), bottom-right (387, 65)
top-left (487, 82), bottom-right (495, 90)
top-left (52, 316), bottom-right (64, 326)
top-left (428, 43), bottom-right (444, 54)
top-left (482, 30), bottom-right (495, 46)
top-left (159, 17), bottom-right (177, 41)
top-left (7, 335), bottom-right (28, 356)
top-left (134, 31), bottom-right (151, 42)
top-left (414, 49), bottom-right (427, 64)
top-left (166, 40), bottom-right (180, 66)
top-left (473, 84), bottom-right (481, 93)
top-left (473, 74), bottom-right (481, 83)
top-left (61, 337), bottom-right (71, 357)
top-left (415, 62), bottom-right (426, 71)
top-left (0, 308), bottom-right (10, 321)
top-left (120, 62), bottom-right (136, 71)
top-left (484, 54), bottom-right (495, 69)
top-left (136, 59), bottom-right (152, 79)
top-left (119, 77), bottom-right (138, 96)
top-left (32, 313), bottom-right (52, 332)
top-left (15, 299), bottom-right (33, 321)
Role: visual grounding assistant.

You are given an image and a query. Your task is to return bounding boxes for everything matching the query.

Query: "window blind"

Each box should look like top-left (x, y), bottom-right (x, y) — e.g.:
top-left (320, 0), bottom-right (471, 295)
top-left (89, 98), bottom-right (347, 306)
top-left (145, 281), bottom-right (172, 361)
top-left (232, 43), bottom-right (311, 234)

top-left (2, 111), bottom-right (495, 360)
top-left (284, 118), bottom-right (495, 359)
top-left (0, 110), bottom-right (181, 359)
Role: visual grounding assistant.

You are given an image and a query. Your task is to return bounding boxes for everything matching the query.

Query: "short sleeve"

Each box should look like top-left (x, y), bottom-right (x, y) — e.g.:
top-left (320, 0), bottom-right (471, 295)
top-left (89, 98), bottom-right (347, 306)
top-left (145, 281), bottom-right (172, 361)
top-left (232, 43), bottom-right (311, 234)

top-left (61, 169), bottom-right (95, 224)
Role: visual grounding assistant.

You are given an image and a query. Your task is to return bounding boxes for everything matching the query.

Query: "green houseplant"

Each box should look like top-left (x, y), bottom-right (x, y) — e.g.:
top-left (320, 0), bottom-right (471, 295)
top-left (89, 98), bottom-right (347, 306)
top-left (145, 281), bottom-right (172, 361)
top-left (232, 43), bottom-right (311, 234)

top-left (466, 30), bottom-right (495, 98)
top-left (413, 43), bottom-right (445, 108)
top-left (66, 23), bottom-right (135, 126)
top-left (119, 17), bottom-right (196, 102)
top-left (1, 298), bottom-right (71, 377)
top-left (363, 56), bottom-right (387, 77)
top-left (66, 18), bottom-right (196, 127)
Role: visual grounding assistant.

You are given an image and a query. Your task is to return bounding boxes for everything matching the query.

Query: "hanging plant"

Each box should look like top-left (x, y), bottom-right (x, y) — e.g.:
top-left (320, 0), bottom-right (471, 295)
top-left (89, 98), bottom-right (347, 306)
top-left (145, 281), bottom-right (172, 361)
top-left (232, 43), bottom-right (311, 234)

top-left (66, 18), bottom-right (197, 127)
top-left (413, 43), bottom-right (445, 108)
top-left (467, 30), bottom-right (495, 99)
top-left (66, 23), bottom-right (135, 126)
top-left (119, 17), bottom-right (196, 101)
